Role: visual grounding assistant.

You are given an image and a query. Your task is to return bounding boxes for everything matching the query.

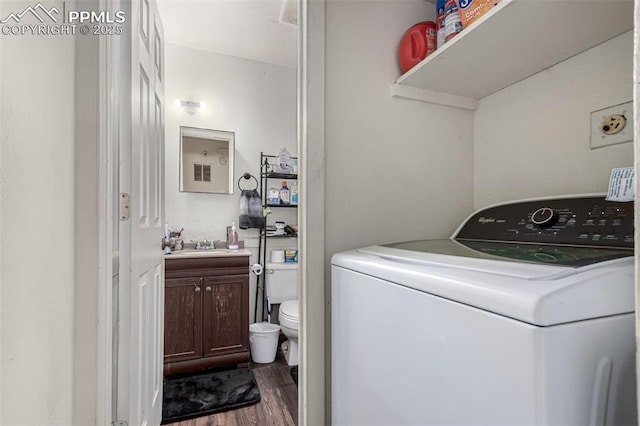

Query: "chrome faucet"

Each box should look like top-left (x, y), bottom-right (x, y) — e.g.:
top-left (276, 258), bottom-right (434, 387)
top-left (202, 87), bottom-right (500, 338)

top-left (196, 239), bottom-right (215, 250)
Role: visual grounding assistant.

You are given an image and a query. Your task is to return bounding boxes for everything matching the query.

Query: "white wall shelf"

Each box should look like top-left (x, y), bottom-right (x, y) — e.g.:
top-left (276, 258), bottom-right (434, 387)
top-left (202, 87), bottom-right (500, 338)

top-left (393, 0), bottom-right (634, 110)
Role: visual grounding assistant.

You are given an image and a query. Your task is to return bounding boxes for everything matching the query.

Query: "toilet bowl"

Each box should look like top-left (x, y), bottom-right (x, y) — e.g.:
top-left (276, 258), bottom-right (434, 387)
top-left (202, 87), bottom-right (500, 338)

top-left (265, 262), bottom-right (299, 366)
top-left (278, 300), bottom-right (299, 366)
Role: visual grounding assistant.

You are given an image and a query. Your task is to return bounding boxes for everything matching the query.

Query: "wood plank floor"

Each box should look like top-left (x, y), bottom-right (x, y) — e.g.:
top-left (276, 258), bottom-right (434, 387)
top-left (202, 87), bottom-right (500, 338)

top-left (165, 353), bottom-right (298, 426)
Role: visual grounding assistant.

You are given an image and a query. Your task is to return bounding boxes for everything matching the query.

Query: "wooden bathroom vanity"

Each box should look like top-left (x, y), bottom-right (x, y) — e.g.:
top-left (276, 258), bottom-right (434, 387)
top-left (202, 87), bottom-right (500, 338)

top-left (163, 250), bottom-right (251, 375)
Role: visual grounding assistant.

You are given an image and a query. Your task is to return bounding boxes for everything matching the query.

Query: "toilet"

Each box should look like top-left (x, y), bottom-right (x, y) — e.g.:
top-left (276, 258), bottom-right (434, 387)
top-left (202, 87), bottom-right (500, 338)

top-left (265, 262), bottom-right (299, 366)
top-left (278, 300), bottom-right (299, 366)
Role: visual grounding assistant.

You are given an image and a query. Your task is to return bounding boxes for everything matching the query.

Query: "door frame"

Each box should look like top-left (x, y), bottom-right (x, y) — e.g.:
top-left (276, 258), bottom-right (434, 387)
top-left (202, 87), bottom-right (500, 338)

top-left (94, 0), bottom-right (329, 423)
top-left (95, 0), bottom-right (121, 423)
top-left (298, 0), bottom-right (327, 424)
top-left (95, 20), bottom-right (114, 426)
top-left (634, 0), bottom-right (640, 417)
top-left (73, 0), bottom-right (119, 424)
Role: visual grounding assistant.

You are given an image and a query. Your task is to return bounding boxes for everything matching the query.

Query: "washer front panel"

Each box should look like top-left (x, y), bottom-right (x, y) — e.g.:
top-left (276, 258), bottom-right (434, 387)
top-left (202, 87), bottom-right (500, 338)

top-left (455, 196), bottom-right (634, 248)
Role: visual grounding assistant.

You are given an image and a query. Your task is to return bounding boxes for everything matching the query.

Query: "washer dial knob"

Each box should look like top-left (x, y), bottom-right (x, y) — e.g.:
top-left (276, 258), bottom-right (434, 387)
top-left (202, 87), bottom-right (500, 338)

top-left (531, 207), bottom-right (557, 227)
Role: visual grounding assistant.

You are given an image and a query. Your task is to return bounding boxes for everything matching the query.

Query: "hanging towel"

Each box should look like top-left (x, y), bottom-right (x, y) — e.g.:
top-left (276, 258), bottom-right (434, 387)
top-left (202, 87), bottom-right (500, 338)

top-left (239, 189), bottom-right (265, 229)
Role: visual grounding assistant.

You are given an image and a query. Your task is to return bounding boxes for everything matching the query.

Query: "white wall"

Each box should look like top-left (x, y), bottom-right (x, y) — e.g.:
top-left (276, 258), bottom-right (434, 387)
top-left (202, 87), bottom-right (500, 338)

top-left (324, 3), bottom-right (475, 418)
top-left (474, 31), bottom-right (634, 209)
top-left (325, 0), bottom-right (475, 257)
top-left (0, 1), bottom-right (76, 424)
top-left (164, 44), bottom-right (297, 243)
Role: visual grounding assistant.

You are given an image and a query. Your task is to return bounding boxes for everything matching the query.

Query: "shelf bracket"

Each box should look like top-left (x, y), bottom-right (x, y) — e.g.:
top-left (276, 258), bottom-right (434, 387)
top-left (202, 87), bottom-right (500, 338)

top-left (391, 83), bottom-right (478, 111)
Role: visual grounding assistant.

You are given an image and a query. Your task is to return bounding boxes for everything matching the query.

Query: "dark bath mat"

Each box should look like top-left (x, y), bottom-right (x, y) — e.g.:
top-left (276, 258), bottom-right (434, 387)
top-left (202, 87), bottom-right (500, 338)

top-left (290, 366), bottom-right (298, 386)
top-left (162, 368), bottom-right (261, 424)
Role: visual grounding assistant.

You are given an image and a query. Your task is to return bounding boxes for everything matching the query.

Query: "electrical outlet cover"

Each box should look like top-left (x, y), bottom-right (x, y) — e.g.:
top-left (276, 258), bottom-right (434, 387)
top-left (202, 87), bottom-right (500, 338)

top-left (590, 101), bottom-right (634, 149)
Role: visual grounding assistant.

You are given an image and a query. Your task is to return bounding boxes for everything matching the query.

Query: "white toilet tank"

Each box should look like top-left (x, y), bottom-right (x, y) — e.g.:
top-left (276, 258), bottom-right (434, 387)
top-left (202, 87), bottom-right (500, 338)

top-left (265, 262), bottom-right (298, 303)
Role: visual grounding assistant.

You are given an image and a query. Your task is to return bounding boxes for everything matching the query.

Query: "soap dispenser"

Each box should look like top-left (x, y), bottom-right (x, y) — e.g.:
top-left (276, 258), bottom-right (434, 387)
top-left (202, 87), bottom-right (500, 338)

top-left (228, 222), bottom-right (239, 250)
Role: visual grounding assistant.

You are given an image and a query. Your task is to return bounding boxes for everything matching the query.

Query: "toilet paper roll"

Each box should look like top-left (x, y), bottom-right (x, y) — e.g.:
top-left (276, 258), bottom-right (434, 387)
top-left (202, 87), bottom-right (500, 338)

top-left (271, 250), bottom-right (285, 263)
top-left (251, 263), bottom-right (263, 275)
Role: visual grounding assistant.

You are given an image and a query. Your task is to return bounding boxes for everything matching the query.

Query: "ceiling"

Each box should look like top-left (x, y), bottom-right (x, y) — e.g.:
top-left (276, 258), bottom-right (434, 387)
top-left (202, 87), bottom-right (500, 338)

top-left (156, 0), bottom-right (297, 68)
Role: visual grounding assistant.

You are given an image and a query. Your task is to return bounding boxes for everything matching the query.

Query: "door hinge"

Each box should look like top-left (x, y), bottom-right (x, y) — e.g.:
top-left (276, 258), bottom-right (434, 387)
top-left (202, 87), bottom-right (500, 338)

top-left (119, 193), bottom-right (130, 221)
top-left (112, 421), bottom-right (128, 426)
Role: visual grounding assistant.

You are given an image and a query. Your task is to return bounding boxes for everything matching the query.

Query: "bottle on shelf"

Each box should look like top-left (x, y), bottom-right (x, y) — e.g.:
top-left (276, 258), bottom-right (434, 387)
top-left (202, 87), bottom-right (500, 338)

top-left (280, 181), bottom-right (290, 205)
top-left (228, 222), bottom-right (239, 250)
top-left (290, 181), bottom-right (298, 205)
top-left (268, 187), bottom-right (280, 205)
top-left (436, 0), bottom-right (446, 49)
top-left (275, 147), bottom-right (292, 174)
top-left (444, 0), bottom-right (463, 43)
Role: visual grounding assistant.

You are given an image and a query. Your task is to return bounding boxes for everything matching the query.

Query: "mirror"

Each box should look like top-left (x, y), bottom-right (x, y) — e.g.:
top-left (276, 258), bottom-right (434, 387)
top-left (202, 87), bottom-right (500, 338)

top-left (180, 127), bottom-right (235, 194)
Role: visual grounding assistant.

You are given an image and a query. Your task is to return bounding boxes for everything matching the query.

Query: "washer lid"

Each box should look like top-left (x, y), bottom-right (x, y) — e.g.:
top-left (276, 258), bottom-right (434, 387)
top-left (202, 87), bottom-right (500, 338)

top-left (333, 243), bottom-right (634, 326)
top-left (366, 240), bottom-right (575, 280)
top-left (383, 239), bottom-right (633, 270)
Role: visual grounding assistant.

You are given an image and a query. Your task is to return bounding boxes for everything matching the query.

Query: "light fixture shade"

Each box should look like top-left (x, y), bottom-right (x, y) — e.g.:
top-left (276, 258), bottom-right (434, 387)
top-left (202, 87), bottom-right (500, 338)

top-left (177, 100), bottom-right (205, 115)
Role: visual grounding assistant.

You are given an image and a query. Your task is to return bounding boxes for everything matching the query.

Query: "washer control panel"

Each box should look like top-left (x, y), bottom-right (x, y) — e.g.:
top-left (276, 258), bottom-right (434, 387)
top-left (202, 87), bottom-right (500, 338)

top-left (455, 196), bottom-right (634, 248)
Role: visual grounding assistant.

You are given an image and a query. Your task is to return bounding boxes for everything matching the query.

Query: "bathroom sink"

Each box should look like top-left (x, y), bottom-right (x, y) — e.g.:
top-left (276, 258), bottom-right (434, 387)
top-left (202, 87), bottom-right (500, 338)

top-left (165, 249), bottom-right (251, 258)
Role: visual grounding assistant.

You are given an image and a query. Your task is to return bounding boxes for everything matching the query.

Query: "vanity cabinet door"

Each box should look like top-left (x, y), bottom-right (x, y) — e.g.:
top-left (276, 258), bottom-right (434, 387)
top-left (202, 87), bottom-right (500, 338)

top-left (164, 277), bottom-right (203, 364)
top-left (202, 274), bottom-right (250, 359)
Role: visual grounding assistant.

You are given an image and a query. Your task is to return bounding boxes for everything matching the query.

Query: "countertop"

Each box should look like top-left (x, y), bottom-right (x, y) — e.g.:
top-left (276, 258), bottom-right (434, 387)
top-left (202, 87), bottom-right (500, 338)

top-left (164, 248), bottom-right (252, 259)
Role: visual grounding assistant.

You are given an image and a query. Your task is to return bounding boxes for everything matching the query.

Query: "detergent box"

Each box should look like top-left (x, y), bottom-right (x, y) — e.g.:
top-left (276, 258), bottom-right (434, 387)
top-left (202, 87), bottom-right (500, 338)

top-left (454, 0), bottom-right (500, 29)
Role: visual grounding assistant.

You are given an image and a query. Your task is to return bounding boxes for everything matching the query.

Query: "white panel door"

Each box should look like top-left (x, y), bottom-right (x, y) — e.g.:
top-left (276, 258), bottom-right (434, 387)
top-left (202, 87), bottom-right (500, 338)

top-left (118, 0), bottom-right (165, 424)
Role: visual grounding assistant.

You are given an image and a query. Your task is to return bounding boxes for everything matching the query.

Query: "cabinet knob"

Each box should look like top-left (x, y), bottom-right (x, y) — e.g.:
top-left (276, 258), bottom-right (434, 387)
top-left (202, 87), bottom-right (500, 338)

top-left (206, 286), bottom-right (212, 292)
top-left (194, 286), bottom-right (201, 292)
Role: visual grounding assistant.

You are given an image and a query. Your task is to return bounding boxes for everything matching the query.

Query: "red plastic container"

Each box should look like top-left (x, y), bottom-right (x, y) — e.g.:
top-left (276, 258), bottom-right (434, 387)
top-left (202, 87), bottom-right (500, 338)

top-left (398, 21), bottom-right (437, 74)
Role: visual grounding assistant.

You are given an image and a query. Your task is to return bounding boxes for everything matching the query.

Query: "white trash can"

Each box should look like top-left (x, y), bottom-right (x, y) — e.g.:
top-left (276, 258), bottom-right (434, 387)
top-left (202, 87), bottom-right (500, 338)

top-left (249, 322), bottom-right (281, 363)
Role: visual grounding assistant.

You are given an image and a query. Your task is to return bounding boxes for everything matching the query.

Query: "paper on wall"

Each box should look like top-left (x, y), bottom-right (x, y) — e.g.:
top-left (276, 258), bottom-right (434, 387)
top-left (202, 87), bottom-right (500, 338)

top-left (606, 167), bottom-right (635, 202)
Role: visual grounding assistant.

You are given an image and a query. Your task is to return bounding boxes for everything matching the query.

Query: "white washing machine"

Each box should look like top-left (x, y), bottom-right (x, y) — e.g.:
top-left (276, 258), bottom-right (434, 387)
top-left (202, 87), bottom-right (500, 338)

top-left (331, 195), bottom-right (636, 426)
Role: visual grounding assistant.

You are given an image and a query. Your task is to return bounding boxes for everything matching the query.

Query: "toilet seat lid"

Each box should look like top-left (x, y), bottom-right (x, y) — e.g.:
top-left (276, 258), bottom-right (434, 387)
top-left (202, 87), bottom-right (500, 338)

top-left (279, 300), bottom-right (299, 327)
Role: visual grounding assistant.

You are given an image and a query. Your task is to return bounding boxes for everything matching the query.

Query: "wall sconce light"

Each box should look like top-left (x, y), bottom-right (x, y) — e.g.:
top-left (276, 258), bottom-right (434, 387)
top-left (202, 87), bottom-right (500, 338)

top-left (175, 99), bottom-right (206, 115)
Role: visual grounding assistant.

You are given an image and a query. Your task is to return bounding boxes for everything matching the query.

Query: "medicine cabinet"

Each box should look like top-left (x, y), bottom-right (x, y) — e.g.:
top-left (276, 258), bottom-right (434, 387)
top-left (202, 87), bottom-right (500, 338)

top-left (179, 126), bottom-right (235, 194)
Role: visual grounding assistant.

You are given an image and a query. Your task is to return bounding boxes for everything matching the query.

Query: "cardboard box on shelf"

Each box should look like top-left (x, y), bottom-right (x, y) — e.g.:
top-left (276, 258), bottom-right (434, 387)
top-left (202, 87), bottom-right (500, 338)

top-left (285, 250), bottom-right (298, 263)
top-left (455, 0), bottom-right (500, 29)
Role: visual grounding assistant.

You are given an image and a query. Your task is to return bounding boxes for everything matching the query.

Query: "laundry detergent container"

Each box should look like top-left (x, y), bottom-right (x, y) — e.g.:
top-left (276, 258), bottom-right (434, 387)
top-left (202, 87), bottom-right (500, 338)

top-left (249, 322), bottom-right (281, 363)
